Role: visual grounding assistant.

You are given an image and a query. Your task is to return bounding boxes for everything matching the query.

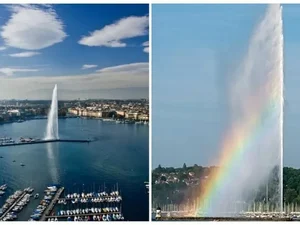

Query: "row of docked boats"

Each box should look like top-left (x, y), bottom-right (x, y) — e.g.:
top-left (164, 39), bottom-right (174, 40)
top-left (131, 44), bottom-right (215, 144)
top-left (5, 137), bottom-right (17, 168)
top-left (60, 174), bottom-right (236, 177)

top-left (0, 187), bottom-right (34, 221)
top-left (115, 120), bottom-right (148, 125)
top-left (30, 204), bottom-right (47, 221)
top-left (11, 194), bottom-right (30, 213)
top-left (1, 212), bottom-right (17, 221)
top-left (29, 185), bottom-right (59, 221)
top-left (58, 196), bottom-right (122, 204)
top-left (0, 137), bottom-right (15, 145)
top-left (135, 121), bottom-right (149, 125)
top-left (0, 190), bottom-right (23, 217)
top-left (66, 213), bottom-right (124, 221)
top-left (65, 191), bottom-right (120, 199)
top-left (58, 207), bottom-right (120, 216)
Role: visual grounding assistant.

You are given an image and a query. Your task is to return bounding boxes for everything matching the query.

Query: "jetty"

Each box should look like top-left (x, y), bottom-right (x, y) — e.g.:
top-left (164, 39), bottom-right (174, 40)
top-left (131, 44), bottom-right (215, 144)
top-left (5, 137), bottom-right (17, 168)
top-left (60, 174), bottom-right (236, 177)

top-left (0, 139), bottom-right (91, 148)
top-left (39, 187), bottom-right (65, 221)
top-left (0, 191), bottom-right (26, 220)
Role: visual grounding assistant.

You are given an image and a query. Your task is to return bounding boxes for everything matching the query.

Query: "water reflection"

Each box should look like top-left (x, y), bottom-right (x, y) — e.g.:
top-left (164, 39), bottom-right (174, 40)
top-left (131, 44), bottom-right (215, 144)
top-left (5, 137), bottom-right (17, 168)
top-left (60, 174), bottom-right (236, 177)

top-left (46, 143), bottom-right (59, 183)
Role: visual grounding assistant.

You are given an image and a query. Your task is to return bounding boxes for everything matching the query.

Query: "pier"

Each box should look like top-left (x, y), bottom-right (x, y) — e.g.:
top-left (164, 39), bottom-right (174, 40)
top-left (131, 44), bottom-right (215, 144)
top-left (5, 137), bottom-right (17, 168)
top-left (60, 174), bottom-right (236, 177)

top-left (39, 187), bottom-right (65, 221)
top-left (0, 191), bottom-right (26, 220)
top-left (0, 139), bottom-right (91, 148)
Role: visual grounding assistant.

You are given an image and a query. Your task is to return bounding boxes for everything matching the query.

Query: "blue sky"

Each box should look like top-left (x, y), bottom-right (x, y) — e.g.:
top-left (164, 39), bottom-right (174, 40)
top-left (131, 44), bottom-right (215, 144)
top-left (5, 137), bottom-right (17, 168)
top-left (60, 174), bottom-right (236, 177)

top-left (0, 4), bottom-right (149, 100)
top-left (152, 4), bottom-right (300, 168)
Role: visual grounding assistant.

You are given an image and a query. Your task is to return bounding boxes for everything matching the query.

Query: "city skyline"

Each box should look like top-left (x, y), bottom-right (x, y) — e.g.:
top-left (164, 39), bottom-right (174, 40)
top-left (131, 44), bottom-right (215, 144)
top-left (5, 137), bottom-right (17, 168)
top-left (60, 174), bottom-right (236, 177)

top-left (0, 4), bottom-right (149, 100)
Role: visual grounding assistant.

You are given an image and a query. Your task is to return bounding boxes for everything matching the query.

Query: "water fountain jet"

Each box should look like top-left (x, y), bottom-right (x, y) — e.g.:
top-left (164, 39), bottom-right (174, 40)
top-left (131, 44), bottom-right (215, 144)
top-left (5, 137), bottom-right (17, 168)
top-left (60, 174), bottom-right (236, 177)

top-left (45, 84), bottom-right (59, 140)
top-left (195, 4), bottom-right (283, 217)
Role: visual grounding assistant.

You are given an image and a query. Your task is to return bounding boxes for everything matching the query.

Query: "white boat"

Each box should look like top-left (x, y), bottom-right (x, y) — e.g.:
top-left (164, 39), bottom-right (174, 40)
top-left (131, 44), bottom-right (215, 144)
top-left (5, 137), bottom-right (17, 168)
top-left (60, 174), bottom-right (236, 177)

top-left (0, 184), bottom-right (7, 191)
top-left (46, 186), bottom-right (57, 192)
top-left (102, 118), bottom-right (114, 122)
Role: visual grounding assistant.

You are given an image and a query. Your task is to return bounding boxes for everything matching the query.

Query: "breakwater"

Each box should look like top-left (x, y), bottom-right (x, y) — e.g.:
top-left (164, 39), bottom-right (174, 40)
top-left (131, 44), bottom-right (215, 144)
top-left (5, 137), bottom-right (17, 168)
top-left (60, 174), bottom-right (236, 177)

top-left (0, 139), bottom-right (91, 148)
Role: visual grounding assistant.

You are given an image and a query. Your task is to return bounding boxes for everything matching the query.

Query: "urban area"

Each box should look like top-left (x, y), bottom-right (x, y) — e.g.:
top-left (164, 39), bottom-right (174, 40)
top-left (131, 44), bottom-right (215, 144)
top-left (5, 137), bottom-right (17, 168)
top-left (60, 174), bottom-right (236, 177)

top-left (0, 99), bottom-right (149, 125)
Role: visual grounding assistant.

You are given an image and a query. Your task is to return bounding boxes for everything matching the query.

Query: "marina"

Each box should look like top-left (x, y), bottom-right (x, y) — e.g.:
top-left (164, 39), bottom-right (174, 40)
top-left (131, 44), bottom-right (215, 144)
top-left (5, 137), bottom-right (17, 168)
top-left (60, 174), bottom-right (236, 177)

top-left (0, 184), bottom-right (125, 221)
top-left (51, 190), bottom-right (124, 221)
top-left (0, 187), bottom-right (34, 221)
top-left (26, 185), bottom-right (124, 221)
top-left (57, 190), bottom-right (122, 204)
top-left (45, 208), bottom-right (123, 221)
top-left (38, 186), bottom-right (65, 221)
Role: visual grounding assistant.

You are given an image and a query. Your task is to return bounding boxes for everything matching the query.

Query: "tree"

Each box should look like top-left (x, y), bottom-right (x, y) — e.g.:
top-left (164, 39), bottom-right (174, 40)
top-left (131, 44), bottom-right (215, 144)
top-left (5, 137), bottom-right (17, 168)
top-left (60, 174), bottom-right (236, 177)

top-left (161, 176), bottom-right (167, 182)
top-left (183, 163), bottom-right (187, 170)
top-left (285, 189), bottom-right (297, 203)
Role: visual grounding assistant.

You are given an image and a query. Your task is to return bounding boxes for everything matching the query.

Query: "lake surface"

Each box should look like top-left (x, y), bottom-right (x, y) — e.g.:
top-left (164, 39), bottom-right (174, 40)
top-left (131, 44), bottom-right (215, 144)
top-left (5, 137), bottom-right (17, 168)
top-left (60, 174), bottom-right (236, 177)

top-left (0, 118), bottom-right (149, 221)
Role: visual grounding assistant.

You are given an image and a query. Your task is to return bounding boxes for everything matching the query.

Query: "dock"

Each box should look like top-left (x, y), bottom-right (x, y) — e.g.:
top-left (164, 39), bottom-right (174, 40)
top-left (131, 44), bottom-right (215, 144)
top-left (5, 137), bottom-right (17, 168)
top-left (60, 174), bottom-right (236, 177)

top-left (39, 187), bottom-right (65, 221)
top-left (0, 191), bottom-right (26, 220)
top-left (0, 139), bottom-right (91, 148)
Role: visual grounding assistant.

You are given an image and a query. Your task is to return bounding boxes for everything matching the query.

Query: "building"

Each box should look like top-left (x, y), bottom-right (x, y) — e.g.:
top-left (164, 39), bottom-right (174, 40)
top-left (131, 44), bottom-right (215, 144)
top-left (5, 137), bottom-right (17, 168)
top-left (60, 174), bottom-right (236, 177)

top-left (138, 114), bottom-right (149, 121)
top-left (125, 112), bottom-right (138, 120)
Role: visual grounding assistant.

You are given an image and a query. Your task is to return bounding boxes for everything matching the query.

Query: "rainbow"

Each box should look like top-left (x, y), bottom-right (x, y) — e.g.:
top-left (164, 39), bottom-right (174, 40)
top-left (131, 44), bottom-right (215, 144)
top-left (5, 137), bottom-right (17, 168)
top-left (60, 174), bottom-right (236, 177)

top-left (194, 81), bottom-right (282, 216)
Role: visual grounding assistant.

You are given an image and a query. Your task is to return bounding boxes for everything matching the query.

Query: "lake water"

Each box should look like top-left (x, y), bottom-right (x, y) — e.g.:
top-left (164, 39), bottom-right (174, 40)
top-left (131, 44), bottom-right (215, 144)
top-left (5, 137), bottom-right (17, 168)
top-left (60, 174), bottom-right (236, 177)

top-left (0, 118), bottom-right (149, 221)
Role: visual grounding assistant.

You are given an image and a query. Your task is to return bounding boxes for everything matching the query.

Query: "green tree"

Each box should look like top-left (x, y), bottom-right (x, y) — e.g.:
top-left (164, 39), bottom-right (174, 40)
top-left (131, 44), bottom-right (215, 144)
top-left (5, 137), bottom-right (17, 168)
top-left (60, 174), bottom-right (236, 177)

top-left (161, 176), bottom-right (167, 182)
top-left (285, 189), bottom-right (297, 203)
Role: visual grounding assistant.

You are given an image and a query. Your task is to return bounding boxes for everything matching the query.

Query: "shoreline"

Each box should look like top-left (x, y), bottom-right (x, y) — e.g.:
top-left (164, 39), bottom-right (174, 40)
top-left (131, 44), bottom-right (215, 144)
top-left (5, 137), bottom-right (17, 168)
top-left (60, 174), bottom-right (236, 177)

top-left (157, 217), bottom-right (295, 221)
top-left (0, 116), bottom-right (149, 126)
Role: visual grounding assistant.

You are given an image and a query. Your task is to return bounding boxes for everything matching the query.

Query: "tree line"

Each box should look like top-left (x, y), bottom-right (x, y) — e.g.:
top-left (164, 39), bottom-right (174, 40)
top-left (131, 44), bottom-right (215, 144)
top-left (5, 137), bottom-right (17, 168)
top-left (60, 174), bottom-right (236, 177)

top-left (152, 164), bottom-right (300, 206)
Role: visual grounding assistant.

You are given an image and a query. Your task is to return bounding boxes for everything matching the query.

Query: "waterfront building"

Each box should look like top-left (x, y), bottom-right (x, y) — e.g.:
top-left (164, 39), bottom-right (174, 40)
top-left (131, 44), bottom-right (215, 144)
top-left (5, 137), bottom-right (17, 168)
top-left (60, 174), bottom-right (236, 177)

top-left (125, 112), bottom-right (138, 120)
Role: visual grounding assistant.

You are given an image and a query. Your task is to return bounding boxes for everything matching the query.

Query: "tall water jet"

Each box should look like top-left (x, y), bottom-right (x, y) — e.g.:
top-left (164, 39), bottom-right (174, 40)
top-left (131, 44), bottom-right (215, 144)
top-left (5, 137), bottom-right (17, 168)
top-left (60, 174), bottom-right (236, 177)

top-left (195, 4), bottom-right (283, 216)
top-left (45, 84), bottom-right (59, 140)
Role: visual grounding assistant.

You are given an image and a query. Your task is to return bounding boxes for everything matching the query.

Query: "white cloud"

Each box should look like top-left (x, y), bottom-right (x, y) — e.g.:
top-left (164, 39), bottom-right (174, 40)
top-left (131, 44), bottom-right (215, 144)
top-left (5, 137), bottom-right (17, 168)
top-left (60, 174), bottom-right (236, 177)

top-left (1, 5), bottom-right (67, 50)
top-left (142, 41), bottom-right (149, 53)
top-left (96, 62), bottom-right (148, 73)
top-left (0, 46), bottom-right (7, 51)
top-left (9, 51), bottom-right (40, 57)
top-left (78, 16), bottom-right (149, 47)
top-left (82, 64), bottom-right (98, 70)
top-left (0, 67), bottom-right (39, 76)
top-left (0, 62), bottom-right (149, 99)
top-left (143, 47), bottom-right (149, 53)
